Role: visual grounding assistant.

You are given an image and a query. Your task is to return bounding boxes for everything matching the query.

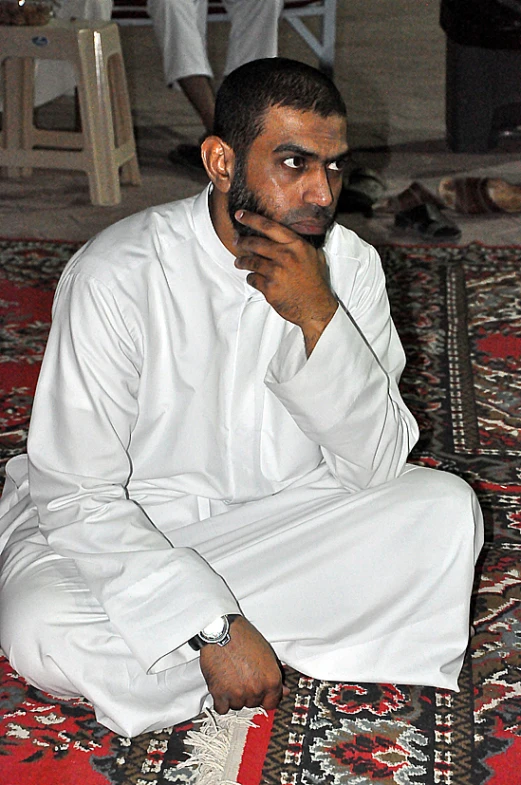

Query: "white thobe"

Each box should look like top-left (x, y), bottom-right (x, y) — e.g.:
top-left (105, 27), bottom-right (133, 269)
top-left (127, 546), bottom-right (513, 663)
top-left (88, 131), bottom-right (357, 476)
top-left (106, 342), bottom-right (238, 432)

top-left (146, 0), bottom-right (284, 87)
top-left (0, 187), bottom-right (483, 736)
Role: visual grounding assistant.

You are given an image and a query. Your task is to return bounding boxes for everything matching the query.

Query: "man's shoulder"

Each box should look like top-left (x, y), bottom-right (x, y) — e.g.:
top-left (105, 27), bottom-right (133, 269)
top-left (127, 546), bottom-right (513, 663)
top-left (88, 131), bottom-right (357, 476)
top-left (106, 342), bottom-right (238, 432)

top-left (64, 191), bottom-right (204, 286)
top-left (325, 223), bottom-right (384, 302)
top-left (326, 222), bottom-right (377, 264)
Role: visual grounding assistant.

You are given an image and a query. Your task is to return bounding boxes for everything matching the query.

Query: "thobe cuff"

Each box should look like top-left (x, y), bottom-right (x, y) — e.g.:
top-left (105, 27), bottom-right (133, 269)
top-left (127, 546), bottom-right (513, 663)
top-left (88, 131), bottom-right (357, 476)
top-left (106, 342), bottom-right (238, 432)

top-left (103, 547), bottom-right (241, 675)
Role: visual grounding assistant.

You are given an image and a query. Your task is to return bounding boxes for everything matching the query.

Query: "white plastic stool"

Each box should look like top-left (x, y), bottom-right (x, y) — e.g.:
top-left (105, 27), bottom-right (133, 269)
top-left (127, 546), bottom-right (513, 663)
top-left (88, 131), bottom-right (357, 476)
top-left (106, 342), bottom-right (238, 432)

top-left (0, 19), bottom-right (141, 206)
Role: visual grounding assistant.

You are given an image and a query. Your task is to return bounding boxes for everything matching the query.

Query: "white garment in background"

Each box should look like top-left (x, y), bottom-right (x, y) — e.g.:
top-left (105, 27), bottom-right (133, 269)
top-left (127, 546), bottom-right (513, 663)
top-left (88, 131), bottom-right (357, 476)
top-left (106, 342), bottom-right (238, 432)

top-left (0, 186), bottom-right (484, 736)
top-left (146, 0), bottom-right (284, 86)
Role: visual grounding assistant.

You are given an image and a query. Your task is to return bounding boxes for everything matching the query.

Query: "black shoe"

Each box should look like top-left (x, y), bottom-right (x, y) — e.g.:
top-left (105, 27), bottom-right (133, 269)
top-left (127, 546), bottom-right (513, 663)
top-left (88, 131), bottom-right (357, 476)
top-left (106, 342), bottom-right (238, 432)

top-left (394, 202), bottom-right (461, 241)
top-left (168, 143), bottom-right (206, 173)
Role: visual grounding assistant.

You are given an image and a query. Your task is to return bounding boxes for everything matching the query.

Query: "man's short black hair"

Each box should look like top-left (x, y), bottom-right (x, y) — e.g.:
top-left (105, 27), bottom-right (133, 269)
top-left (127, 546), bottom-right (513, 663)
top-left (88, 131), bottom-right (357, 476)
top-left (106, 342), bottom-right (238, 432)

top-left (213, 57), bottom-right (347, 156)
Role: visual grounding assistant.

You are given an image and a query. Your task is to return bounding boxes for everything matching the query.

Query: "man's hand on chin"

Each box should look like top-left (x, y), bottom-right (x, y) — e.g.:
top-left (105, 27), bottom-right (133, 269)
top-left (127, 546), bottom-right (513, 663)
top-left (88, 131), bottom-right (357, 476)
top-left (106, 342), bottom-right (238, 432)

top-left (199, 615), bottom-right (288, 714)
top-left (233, 210), bottom-right (338, 356)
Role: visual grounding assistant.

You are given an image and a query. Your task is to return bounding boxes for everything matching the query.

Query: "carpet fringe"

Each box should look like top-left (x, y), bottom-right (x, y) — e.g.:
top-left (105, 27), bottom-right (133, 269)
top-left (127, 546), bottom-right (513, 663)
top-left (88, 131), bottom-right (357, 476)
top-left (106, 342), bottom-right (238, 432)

top-left (180, 706), bottom-right (266, 785)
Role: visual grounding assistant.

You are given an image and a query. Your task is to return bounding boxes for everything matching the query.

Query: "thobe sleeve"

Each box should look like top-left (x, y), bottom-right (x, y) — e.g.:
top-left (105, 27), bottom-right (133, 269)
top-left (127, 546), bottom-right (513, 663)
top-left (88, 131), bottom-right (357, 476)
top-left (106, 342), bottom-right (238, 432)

top-left (265, 242), bottom-right (419, 491)
top-left (27, 269), bottom-right (240, 675)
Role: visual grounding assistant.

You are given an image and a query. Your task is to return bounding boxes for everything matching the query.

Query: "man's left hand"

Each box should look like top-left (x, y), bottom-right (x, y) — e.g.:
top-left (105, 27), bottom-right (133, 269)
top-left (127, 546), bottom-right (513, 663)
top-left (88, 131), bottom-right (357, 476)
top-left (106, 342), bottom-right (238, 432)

top-left (234, 210), bottom-right (338, 355)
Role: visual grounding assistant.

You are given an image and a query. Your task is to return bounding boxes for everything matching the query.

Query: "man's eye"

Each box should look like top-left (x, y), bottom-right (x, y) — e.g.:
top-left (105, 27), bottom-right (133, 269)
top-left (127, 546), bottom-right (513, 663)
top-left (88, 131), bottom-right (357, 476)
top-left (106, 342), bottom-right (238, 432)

top-left (328, 159), bottom-right (345, 172)
top-left (283, 156), bottom-right (305, 169)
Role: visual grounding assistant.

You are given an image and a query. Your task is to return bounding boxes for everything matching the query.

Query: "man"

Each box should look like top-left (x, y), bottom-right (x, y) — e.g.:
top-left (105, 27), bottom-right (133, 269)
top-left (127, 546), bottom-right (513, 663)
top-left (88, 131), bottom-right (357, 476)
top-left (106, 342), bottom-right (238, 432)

top-left (0, 58), bottom-right (483, 738)
top-left (147, 0), bottom-right (284, 168)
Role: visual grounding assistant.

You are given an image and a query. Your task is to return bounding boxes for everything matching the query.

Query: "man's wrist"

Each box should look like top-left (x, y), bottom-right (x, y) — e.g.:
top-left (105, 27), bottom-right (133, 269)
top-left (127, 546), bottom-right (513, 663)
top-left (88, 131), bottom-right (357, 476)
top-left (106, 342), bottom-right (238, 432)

top-left (188, 614), bottom-right (240, 651)
top-left (300, 302), bottom-right (338, 356)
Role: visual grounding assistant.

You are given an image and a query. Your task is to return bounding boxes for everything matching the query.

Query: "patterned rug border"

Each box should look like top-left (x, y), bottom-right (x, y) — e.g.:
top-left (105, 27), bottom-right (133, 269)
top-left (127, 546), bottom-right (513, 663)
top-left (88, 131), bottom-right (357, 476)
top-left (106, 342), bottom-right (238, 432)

top-left (0, 237), bottom-right (88, 245)
top-left (2, 237), bottom-right (521, 249)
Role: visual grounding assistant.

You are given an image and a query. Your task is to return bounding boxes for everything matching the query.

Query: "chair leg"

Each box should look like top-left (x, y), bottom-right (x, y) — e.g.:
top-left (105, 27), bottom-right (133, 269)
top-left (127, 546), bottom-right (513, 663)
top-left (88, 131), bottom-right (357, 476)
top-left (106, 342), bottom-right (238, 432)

top-left (319, 0), bottom-right (336, 78)
top-left (108, 52), bottom-right (141, 186)
top-left (20, 57), bottom-right (35, 177)
top-left (3, 57), bottom-right (34, 178)
top-left (76, 28), bottom-right (121, 206)
top-left (0, 22), bottom-right (141, 206)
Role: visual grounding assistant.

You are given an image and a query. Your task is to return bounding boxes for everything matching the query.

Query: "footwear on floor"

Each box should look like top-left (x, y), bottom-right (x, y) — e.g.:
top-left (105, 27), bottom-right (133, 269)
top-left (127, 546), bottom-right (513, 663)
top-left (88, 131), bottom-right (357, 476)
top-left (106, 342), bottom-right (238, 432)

top-left (337, 167), bottom-right (386, 217)
top-left (394, 202), bottom-right (461, 241)
top-left (378, 181), bottom-right (445, 214)
top-left (168, 143), bottom-right (206, 173)
top-left (438, 176), bottom-right (521, 214)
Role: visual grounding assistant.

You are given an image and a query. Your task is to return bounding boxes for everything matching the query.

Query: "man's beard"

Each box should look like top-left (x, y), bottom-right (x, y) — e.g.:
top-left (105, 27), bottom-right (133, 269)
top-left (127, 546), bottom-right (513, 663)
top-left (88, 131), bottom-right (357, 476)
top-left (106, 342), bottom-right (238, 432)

top-left (227, 154), bottom-right (335, 250)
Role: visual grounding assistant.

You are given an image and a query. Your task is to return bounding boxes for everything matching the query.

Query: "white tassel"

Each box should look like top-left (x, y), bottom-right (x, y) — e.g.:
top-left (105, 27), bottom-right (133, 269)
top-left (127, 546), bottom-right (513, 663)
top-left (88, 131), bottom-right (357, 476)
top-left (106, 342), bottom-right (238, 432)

top-left (179, 707), bottom-right (267, 785)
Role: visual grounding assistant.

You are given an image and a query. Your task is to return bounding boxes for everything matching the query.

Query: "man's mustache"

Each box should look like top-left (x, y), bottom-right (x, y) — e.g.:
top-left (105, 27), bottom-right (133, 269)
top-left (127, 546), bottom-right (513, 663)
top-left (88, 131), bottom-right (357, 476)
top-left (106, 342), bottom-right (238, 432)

top-left (284, 205), bottom-right (335, 224)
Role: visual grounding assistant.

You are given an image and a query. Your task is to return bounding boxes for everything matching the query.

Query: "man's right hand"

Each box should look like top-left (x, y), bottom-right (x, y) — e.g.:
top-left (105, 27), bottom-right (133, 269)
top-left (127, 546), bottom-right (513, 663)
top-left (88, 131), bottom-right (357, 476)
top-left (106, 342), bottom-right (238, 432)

top-left (199, 616), bottom-right (286, 714)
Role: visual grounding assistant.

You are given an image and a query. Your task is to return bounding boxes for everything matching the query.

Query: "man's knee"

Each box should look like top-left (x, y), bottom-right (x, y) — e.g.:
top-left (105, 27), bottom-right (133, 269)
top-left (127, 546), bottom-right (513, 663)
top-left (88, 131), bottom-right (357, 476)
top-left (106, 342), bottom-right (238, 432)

top-left (403, 463), bottom-right (472, 498)
top-left (0, 551), bottom-right (82, 696)
top-left (401, 465), bottom-right (483, 548)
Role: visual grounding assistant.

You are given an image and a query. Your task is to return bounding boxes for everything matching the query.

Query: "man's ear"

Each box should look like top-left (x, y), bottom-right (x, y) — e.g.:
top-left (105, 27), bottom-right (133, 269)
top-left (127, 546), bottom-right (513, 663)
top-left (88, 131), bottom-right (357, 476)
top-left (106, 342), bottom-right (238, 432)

top-left (201, 136), bottom-right (235, 193)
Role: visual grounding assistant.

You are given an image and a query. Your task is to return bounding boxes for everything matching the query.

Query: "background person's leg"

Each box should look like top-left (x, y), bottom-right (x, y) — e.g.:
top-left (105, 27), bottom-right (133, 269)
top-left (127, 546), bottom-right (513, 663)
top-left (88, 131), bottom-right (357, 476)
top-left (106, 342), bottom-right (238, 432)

top-left (147, 0), bottom-right (212, 87)
top-left (178, 75), bottom-right (215, 134)
top-left (146, 0), bottom-right (212, 166)
top-left (223, 0), bottom-right (284, 75)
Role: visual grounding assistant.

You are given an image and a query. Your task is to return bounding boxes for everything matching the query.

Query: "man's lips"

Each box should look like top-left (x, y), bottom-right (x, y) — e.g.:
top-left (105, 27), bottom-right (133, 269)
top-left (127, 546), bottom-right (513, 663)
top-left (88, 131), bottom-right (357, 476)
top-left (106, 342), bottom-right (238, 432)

top-left (289, 219), bottom-right (328, 234)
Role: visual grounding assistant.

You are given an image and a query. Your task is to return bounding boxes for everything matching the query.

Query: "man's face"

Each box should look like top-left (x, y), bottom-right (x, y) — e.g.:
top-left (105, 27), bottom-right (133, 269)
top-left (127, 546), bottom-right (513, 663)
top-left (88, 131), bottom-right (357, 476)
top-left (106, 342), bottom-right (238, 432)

top-left (228, 105), bottom-right (348, 249)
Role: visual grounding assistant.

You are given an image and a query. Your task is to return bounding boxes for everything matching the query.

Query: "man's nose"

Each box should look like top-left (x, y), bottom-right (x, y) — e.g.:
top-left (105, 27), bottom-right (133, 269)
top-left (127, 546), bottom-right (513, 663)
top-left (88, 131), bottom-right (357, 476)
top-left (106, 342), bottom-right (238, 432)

top-left (304, 168), bottom-right (334, 207)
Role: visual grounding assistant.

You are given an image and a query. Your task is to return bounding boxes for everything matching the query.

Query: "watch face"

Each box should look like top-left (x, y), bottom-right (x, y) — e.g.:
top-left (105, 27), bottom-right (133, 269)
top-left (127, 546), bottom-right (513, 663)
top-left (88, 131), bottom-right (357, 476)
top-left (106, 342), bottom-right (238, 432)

top-left (200, 615), bottom-right (229, 643)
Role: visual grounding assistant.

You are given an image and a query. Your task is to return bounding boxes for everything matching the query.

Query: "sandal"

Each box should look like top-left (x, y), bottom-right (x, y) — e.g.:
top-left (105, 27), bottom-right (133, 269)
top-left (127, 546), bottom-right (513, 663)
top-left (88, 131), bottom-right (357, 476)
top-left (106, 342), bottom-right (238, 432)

top-left (394, 202), bottom-right (461, 241)
top-left (438, 177), bottom-right (521, 214)
top-left (378, 181), bottom-right (445, 214)
top-left (337, 167), bottom-right (386, 216)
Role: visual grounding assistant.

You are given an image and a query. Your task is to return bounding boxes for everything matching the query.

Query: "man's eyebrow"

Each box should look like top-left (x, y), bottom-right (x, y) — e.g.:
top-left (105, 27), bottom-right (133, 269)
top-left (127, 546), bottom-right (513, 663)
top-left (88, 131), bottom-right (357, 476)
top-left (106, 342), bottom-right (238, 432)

top-left (272, 143), bottom-right (349, 163)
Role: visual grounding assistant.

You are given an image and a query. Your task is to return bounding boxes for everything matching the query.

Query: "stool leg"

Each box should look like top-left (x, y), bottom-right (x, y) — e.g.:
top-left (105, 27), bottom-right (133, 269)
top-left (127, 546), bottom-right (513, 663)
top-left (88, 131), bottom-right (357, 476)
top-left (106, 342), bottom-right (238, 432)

top-left (76, 28), bottom-right (121, 206)
top-left (108, 52), bottom-right (141, 186)
top-left (3, 57), bottom-right (34, 178)
top-left (20, 57), bottom-right (34, 177)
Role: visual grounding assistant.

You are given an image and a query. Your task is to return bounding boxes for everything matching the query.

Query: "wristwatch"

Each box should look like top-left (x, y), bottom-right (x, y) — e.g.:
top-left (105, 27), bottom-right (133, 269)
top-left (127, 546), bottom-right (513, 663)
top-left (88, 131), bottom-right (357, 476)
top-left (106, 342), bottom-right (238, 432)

top-left (188, 614), bottom-right (239, 651)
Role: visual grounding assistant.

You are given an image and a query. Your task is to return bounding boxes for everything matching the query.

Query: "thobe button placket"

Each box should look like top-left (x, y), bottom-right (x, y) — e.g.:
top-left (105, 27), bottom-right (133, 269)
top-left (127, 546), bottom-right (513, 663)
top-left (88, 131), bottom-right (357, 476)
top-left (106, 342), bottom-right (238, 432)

top-left (226, 295), bottom-right (270, 501)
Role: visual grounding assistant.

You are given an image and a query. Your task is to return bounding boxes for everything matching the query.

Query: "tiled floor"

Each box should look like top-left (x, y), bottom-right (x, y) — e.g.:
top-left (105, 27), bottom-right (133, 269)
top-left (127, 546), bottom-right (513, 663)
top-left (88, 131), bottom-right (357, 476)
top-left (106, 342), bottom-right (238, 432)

top-left (1, 0), bottom-right (521, 247)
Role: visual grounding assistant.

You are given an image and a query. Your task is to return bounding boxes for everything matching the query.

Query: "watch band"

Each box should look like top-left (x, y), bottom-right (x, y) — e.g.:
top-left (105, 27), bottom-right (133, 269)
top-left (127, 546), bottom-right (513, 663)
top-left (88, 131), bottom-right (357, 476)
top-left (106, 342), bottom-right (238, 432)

top-left (188, 614), bottom-right (239, 651)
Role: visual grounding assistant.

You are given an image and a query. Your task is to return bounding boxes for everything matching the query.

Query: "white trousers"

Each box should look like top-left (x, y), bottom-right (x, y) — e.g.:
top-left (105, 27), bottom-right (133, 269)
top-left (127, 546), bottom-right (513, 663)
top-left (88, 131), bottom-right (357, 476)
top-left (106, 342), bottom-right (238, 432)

top-left (146, 0), bottom-right (285, 86)
top-left (0, 464), bottom-right (483, 738)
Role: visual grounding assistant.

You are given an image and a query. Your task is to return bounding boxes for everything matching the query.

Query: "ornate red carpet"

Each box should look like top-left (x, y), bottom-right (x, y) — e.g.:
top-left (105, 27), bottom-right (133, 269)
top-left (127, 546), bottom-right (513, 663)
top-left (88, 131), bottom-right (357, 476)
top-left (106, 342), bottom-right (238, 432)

top-left (1, 240), bottom-right (520, 784)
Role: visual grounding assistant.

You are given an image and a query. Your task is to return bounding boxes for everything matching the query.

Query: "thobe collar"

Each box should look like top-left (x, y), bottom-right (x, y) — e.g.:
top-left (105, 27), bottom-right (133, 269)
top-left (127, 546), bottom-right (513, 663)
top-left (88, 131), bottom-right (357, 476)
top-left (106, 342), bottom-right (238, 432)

top-left (193, 185), bottom-right (263, 300)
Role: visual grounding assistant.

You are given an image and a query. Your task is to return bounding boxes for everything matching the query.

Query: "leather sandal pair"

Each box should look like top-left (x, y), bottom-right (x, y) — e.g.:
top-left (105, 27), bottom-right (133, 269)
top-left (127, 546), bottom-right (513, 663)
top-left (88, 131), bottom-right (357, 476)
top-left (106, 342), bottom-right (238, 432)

top-left (395, 201), bottom-right (461, 241)
top-left (387, 181), bottom-right (461, 241)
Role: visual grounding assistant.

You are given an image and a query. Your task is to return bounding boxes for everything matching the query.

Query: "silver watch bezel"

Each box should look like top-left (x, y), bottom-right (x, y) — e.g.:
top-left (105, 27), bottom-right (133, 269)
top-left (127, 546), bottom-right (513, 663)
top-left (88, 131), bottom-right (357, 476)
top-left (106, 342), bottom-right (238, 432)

top-left (199, 614), bottom-right (230, 645)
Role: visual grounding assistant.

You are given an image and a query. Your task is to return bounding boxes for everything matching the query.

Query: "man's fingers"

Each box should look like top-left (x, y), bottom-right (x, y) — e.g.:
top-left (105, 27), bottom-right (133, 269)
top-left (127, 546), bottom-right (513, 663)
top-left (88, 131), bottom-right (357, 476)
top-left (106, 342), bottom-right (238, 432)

top-left (235, 253), bottom-right (265, 271)
top-left (235, 210), bottom-right (294, 244)
top-left (262, 683), bottom-right (284, 711)
top-left (235, 234), bottom-right (289, 265)
top-left (212, 694), bottom-right (230, 715)
top-left (246, 272), bottom-right (263, 291)
top-left (212, 679), bottom-right (284, 714)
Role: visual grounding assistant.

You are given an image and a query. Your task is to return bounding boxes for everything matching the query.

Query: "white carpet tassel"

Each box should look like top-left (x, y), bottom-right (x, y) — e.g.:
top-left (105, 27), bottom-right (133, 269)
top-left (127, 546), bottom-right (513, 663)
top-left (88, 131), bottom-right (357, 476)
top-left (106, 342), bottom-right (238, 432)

top-left (179, 707), bottom-right (266, 785)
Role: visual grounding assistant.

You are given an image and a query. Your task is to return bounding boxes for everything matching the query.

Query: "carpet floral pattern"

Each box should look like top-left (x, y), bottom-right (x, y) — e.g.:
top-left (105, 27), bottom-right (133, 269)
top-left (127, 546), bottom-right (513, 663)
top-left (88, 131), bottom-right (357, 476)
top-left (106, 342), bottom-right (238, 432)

top-left (1, 240), bottom-right (520, 785)
top-left (260, 244), bottom-right (521, 785)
